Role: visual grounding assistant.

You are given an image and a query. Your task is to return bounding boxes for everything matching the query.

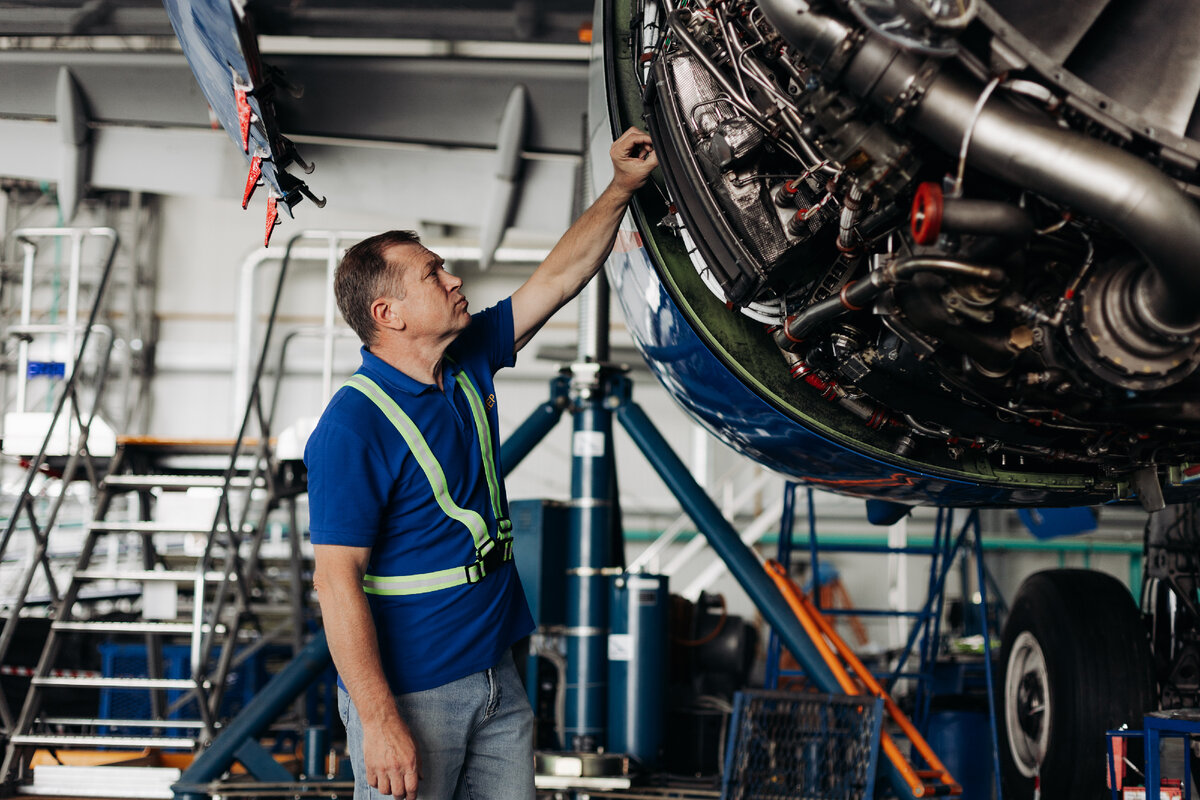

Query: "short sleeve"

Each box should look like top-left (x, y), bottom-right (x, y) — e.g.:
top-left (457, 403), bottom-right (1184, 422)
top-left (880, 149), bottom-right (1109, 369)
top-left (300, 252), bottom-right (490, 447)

top-left (304, 418), bottom-right (395, 548)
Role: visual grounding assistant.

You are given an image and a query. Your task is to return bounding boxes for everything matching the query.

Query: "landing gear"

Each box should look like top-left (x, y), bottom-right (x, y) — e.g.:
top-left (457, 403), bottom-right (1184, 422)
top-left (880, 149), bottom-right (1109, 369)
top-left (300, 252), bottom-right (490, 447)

top-left (999, 569), bottom-right (1155, 799)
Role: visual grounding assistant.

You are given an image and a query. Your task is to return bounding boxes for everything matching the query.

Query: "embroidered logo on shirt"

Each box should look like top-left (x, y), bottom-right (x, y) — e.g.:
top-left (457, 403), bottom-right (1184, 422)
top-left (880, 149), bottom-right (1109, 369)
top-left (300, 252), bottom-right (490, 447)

top-left (486, 393), bottom-right (496, 409)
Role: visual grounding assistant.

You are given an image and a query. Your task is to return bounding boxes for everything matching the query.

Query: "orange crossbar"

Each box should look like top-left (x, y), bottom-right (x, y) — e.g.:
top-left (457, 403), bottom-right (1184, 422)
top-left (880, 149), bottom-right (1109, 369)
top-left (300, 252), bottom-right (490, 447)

top-left (765, 559), bottom-right (962, 797)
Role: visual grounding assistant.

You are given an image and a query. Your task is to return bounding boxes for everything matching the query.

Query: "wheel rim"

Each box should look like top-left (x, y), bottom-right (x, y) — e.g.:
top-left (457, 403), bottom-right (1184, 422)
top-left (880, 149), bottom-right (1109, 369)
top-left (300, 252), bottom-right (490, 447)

top-left (1005, 630), bottom-right (1052, 778)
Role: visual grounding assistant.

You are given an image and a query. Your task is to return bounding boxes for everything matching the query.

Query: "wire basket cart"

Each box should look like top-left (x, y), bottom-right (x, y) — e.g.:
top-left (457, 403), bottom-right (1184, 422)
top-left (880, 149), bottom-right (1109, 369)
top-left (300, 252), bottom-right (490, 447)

top-left (722, 690), bottom-right (884, 800)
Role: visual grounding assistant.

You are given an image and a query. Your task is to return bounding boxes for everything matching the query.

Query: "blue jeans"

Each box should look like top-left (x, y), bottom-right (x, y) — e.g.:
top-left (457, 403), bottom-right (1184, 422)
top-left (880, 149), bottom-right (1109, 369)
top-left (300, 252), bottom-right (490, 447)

top-left (338, 652), bottom-right (535, 800)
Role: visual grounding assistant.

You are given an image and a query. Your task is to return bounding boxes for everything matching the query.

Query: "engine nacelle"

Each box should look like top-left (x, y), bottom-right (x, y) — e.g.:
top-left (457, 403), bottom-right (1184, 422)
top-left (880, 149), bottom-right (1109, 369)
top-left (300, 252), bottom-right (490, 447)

top-left (600, 0), bottom-right (1200, 507)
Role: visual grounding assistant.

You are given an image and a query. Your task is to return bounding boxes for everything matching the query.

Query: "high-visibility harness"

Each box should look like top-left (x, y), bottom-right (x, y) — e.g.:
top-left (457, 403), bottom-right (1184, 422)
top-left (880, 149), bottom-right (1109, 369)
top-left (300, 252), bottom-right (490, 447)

top-left (343, 365), bottom-right (513, 596)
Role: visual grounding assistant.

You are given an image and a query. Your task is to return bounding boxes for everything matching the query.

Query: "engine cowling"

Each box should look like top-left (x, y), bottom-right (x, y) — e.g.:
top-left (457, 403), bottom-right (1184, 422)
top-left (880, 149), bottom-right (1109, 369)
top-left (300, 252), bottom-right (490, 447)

top-left (601, 0), bottom-right (1200, 507)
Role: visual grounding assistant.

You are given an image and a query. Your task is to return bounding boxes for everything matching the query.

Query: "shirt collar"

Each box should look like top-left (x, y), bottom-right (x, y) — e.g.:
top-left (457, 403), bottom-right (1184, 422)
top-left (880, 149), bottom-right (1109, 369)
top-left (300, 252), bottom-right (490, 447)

top-left (359, 346), bottom-right (461, 396)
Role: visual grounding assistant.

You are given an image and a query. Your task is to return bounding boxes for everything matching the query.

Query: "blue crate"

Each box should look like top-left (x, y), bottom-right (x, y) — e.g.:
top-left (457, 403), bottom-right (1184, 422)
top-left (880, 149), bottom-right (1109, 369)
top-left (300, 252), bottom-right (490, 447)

top-left (98, 642), bottom-right (266, 737)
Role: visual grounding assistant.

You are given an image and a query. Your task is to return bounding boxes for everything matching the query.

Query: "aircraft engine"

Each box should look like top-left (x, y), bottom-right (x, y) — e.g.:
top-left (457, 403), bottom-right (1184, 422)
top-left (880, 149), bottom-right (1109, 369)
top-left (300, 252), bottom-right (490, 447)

top-left (606, 0), bottom-right (1200, 506)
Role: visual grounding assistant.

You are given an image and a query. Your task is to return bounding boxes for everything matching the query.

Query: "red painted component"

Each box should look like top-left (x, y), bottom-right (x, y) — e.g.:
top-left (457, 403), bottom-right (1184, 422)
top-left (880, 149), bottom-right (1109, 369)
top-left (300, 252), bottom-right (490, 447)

top-left (264, 195), bottom-right (280, 247)
top-left (242, 155), bottom-right (262, 209)
top-left (911, 182), bottom-right (944, 245)
top-left (803, 373), bottom-right (839, 400)
top-left (789, 360), bottom-right (812, 379)
top-left (235, 87), bottom-right (252, 153)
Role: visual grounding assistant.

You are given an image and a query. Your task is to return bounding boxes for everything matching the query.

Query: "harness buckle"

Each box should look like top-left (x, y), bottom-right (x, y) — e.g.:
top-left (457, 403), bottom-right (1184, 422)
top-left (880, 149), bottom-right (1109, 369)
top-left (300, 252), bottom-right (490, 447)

top-left (480, 542), bottom-right (506, 575)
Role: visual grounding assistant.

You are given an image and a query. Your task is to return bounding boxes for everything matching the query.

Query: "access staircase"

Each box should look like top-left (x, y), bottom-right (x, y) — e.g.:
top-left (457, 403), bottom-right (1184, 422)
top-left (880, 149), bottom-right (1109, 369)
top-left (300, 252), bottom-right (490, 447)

top-left (0, 230), bottom-right (319, 795)
top-left (0, 434), bottom-right (306, 786)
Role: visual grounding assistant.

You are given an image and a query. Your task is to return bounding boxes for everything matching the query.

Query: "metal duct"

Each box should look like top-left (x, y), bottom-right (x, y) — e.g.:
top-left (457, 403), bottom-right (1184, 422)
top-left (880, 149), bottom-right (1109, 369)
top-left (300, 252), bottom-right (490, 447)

top-left (756, 0), bottom-right (1200, 336)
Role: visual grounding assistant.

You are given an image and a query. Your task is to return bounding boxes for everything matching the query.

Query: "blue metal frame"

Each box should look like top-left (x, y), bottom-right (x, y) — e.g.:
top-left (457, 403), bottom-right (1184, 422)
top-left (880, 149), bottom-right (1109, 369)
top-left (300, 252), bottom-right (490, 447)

top-left (1149, 715), bottom-right (1199, 800)
top-left (763, 487), bottom-right (1005, 799)
top-left (172, 632), bottom-right (334, 800)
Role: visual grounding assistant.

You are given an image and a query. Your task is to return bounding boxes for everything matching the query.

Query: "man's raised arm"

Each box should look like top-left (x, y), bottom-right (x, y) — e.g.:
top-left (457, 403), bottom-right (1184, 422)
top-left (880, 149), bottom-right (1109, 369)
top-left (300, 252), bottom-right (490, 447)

top-left (510, 127), bottom-right (657, 354)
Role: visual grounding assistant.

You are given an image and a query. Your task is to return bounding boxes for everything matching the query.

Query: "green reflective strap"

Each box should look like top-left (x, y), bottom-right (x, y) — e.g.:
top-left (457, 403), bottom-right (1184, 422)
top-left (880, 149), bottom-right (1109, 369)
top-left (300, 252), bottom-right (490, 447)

top-left (363, 564), bottom-right (480, 596)
top-left (343, 375), bottom-right (490, 552)
top-left (362, 545), bottom-right (514, 595)
top-left (450, 364), bottom-right (509, 536)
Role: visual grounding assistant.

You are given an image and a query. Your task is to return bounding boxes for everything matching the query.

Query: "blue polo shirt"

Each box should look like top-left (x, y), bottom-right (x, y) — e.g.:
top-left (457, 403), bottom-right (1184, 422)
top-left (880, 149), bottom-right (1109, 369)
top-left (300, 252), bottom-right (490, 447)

top-left (305, 299), bottom-right (534, 694)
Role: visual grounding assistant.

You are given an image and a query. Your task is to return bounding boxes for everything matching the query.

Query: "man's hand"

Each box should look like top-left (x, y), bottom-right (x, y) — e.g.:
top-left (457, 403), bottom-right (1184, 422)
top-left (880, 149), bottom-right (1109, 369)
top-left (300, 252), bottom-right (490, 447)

top-left (363, 715), bottom-right (422, 800)
top-left (510, 125), bottom-right (658, 352)
top-left (610, 126), bottom-right (658, 197)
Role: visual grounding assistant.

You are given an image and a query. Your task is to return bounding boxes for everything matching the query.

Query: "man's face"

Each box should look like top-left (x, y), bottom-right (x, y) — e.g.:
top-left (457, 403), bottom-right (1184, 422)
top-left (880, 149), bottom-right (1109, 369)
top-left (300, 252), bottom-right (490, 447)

top-left (386, 243), bottom-right (471, 338)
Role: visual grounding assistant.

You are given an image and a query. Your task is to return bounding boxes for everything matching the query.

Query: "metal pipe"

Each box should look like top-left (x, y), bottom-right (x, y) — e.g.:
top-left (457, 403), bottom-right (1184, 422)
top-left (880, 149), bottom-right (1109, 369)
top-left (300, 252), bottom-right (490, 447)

top-left (323, 236), bottom-right (339, 400)
top-left (773, 267), bottom-right (887, 349)
top-left (577, 274), bottom-right (611, 363)
top-left (755, 0), bottom-right (1200, 335)
top-left (172, 631), bottom-right (332, 800)
top-left (16, 240), bottom-right (34, 412)
top-left (889, 257), bottom-right (1007, 284)
top-left (65, 231), bottom-right (82, 382)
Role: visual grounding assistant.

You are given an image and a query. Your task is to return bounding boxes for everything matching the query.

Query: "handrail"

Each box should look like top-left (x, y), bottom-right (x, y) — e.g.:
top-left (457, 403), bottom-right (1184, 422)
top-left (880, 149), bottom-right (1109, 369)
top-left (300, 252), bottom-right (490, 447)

top-left (661, 467), bottom-right (776, 575)
top-left (0, 227), bottom-right (119, 733)
top-left (232, 232), bottom-right (375, 424)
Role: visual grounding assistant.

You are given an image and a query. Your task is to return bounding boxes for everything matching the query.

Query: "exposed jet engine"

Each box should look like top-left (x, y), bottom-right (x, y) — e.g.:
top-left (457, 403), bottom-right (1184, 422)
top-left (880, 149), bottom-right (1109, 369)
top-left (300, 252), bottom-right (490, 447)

top-left (607, 0), bottom-right (1200, 509)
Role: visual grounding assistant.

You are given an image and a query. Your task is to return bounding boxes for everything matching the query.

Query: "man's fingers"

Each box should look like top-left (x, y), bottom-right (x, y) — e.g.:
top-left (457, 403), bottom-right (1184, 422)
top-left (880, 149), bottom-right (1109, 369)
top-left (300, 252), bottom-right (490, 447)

top-left (402, 769), bottom-right (419, 800)
top-left (614, 127), bottom-right (653, 157)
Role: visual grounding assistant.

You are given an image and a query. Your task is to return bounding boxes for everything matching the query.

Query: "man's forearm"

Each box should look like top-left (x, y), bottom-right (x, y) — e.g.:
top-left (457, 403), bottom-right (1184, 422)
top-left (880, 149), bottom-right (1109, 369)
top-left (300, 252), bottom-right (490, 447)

top-left (316, 571), bottom-right (400, 727)
top-left (538, 181), bottom-right (632, 302)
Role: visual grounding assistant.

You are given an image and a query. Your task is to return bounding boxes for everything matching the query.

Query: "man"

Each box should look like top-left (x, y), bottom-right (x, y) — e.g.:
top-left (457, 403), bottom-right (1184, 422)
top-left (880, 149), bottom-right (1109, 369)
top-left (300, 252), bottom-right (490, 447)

top-left (306, 127), bottom-right (657, 800)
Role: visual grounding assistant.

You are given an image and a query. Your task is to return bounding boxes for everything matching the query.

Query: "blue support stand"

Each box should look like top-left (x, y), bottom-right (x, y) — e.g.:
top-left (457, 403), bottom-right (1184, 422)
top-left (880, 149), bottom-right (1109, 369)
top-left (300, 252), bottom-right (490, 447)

top-left (563, 365), bottom-right (615, 750)
top-left (172, 632), bottom-right (333, 800)
top-left (763, 486), bottom-right (1005, 800)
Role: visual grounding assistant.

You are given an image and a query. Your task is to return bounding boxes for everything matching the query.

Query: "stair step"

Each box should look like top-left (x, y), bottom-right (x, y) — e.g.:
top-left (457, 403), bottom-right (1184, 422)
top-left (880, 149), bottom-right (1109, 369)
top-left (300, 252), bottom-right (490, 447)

top-left (89, 521), bottom-right (238, 534)
top-left (11, 733), bottom-right (195, 749)
top-left (52, 620), bottom-right (220, 635)
top-left (74, 569), bottom-right (226, 583)
top-left (32, 676), bottom-right (197, 690)
top-left (24, 763), bottom-right (185, 799)
top-left (102, 474), bottom-right (257, 490)
top-left (40, 717), bottom-right (206, 729)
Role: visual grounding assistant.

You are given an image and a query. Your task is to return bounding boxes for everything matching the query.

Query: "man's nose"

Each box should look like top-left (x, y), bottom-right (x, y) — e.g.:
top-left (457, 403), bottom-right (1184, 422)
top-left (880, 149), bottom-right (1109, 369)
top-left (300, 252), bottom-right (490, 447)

top-left (443, 271), bottom-right (464, 290)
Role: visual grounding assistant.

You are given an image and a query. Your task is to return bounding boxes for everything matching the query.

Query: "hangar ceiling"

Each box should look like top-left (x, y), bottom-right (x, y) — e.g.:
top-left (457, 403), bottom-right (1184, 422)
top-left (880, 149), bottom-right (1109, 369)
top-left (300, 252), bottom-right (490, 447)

top-left (0, 1), bottom-right (593, 237)
top-left (0, 1), bottom-right (593, 42)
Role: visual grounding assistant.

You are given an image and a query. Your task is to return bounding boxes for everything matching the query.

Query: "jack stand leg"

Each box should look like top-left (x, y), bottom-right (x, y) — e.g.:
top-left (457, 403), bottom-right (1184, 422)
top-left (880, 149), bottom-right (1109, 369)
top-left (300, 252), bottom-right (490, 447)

top-left (563, 363), bottom-right (615, 751)
top-left (500, 373), bottom-right (569, 473)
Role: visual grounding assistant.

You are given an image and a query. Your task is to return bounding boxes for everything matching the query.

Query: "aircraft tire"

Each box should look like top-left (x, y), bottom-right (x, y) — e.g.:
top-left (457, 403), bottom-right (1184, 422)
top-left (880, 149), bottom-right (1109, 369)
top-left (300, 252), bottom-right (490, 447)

top-left (998, 568), bottom-right (1154, 799)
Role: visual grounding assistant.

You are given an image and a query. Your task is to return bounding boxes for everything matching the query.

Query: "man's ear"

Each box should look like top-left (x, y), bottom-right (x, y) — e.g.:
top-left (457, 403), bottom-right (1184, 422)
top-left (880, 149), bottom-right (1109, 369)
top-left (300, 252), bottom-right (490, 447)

top-left (370, 296), bottom-right (405, 332)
